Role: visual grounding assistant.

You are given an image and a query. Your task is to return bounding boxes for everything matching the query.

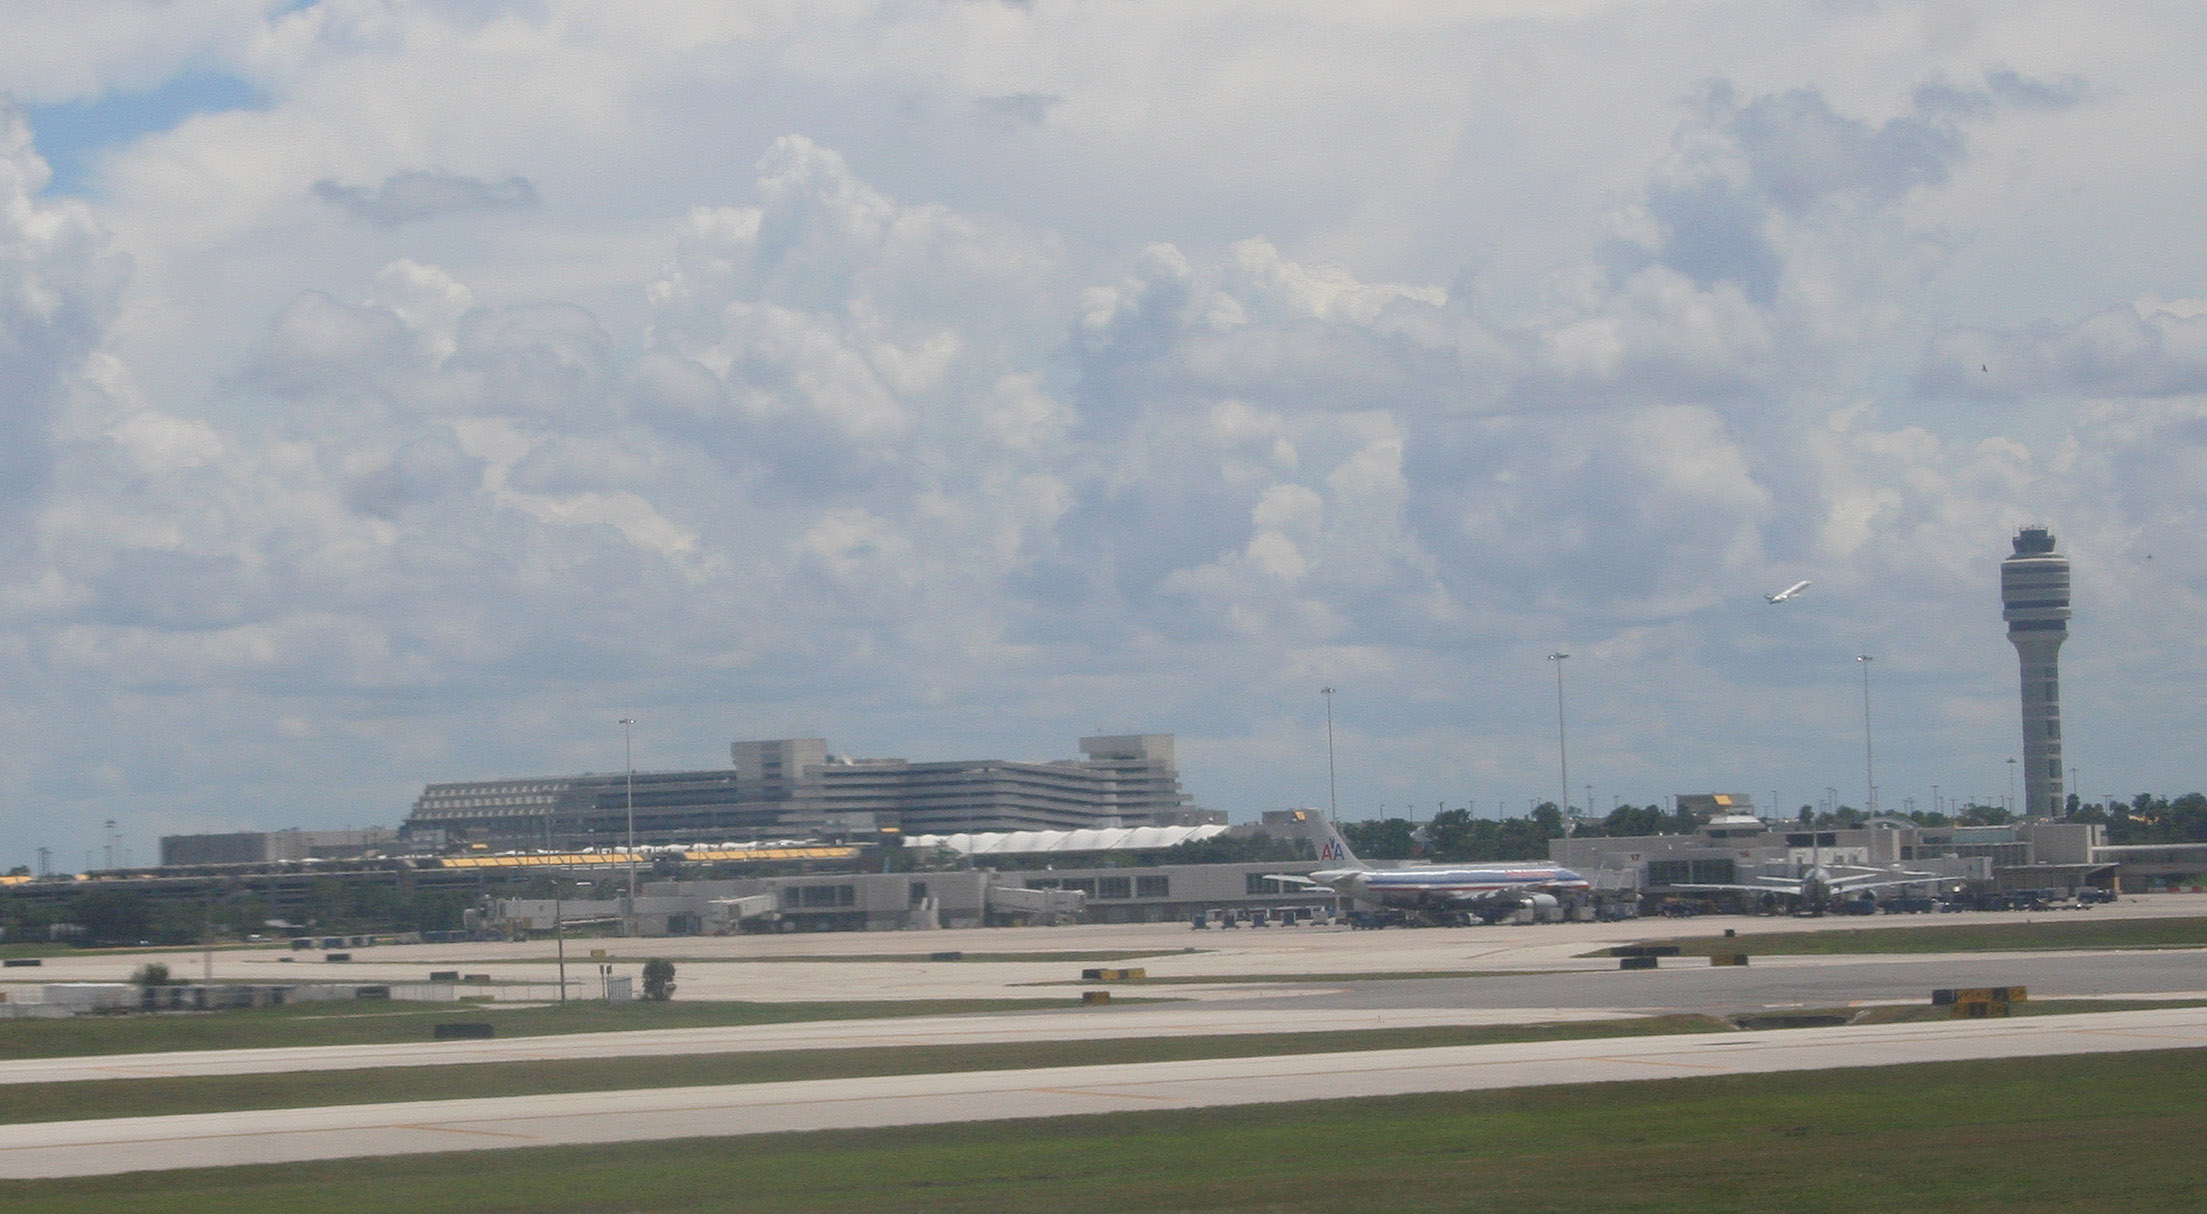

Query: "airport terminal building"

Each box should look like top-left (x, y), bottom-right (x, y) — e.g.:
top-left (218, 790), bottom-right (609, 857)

top-left (403, 734), bottom-right (1204, 850)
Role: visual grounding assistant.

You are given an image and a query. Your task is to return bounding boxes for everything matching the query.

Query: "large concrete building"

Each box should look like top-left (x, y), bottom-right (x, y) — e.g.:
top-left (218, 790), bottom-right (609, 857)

top-left (2003, 526), bottom-right (2071, 818)
top-left (405, 734), bottom-right (1201, 850)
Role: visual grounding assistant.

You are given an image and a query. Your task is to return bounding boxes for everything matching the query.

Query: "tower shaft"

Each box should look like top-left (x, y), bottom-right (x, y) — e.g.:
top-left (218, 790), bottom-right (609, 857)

top-left (2001, 528), bottom-right (2070, 817)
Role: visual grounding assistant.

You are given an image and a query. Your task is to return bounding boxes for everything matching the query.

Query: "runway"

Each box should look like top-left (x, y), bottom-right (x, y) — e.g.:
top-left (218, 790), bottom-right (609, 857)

top-left (0, 1005), bottom-right (1627, 1086)
top-left (5, 1005), bottom-right (2205, 1179)
top-left (10, 947), bottom-right (2202, 1088)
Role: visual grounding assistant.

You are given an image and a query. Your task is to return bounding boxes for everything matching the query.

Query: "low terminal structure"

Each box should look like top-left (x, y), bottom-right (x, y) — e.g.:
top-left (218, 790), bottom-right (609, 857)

top-left (160, 827), bottom-right (402, 867)
top-left (1550, 810), bottom-right (2111, 911)
top-left (498, 856), bottom-right (1333, 935)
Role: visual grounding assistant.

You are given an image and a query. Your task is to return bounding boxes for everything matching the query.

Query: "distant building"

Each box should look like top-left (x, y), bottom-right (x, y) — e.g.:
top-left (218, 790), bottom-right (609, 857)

top-left (2003, 526), bottom-right (2071, 817)
top-left (1674, 793), bottom-right (1757, 821)
top-left (404, 734), bottom-right (1202, 850)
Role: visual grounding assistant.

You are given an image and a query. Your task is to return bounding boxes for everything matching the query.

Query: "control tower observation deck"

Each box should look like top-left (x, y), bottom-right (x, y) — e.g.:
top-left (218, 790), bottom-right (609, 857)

top-left (2001, 527), bottom-right (2070, 817)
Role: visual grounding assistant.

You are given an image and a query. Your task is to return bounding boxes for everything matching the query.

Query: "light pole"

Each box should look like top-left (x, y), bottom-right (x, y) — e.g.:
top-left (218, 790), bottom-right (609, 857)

top-left (2006, 757), bottom-right (2018, 814)
top-left (620, 718), bottom-right (637, 905)
top-left (1856, 655), bottom-right (1876, 816)
top-left (1547, 653), bottom-right (1570, 830)
top-left (1320, 687), bottom-right (1338, 824)
top-left (1933, 784), bottom-right (1941, 817)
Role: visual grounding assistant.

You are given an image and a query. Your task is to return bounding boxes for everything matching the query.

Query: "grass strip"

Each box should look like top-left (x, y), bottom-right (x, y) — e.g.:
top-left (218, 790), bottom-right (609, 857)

top-left (5, 1045), bottom-right (2205, 1211)
top-left (0, 997), bottom-right (1090, 1062)
top-left (0, 1015), bottom-right (1727, 1125)
top-left (1631, 914), bottom-right (2207, 957)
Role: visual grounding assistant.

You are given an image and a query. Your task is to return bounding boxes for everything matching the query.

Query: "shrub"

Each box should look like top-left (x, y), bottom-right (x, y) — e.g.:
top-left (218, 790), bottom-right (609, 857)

top-left (641, 957), bottom-right (676, 1001)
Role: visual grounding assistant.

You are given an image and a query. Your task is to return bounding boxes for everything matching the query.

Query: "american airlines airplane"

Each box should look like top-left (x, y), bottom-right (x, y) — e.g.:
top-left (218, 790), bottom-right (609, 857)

top-left (1269, 810), bottom-right (1590, 924)
top-left (1765, 579), bottom-right (1812, 603)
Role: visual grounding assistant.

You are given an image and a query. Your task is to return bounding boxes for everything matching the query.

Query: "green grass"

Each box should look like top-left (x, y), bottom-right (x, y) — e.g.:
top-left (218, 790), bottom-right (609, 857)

top-left (0, 996), bottom-right (1100, 1061)
top-left (0, 1015), bottom-right (1730, 1125)
top-left (1639, 914), bottom-right (2207, 957)
top-left (6, 1047), bottom-right (2205, 1211)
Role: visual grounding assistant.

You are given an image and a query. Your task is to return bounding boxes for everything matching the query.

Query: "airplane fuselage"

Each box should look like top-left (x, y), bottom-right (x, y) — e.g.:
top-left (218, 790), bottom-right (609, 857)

top-left (1311, 865), bottom-right (1590, 906)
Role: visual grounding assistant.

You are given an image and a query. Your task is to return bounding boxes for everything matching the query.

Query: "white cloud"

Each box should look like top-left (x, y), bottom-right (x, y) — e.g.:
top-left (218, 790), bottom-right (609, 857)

top-left (5, 4), bottom-right (2207, 866)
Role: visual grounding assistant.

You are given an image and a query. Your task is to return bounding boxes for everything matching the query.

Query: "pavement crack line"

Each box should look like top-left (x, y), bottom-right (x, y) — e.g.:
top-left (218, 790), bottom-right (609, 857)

top-left (389, 1122), bottom-right (546, 1141)
top-left (1025, 1086), bottom-right (1180, 1102)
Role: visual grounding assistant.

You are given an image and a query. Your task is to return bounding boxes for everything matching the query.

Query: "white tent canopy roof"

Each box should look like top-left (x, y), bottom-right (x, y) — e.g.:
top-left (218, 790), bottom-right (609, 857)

top-left (903, 825), bottom-right (1229, 856)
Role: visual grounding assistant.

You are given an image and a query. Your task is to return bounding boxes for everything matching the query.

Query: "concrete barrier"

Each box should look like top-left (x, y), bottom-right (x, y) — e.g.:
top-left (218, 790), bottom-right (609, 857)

top-left (1609, 945), bottom-right (1681, 958)
top-left (1619, 956), bottom-right (1659, 970)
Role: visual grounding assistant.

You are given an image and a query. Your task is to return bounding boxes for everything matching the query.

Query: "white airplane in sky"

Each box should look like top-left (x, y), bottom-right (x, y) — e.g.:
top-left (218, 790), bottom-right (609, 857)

top-left (1266, 810), bottom-right (1590, 924)
top-left (1765, 580), bottom-right (1812, 603)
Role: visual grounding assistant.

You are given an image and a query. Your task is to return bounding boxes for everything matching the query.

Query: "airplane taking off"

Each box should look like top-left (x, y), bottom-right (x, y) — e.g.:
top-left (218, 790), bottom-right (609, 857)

top-left (1765, 580), bottom-right (1812, 603)
top-left (1268, 810), bottom-right (1590, 924)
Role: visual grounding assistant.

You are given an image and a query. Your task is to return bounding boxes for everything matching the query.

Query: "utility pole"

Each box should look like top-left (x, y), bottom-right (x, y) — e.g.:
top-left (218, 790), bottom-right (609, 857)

top-left (1320, 687), bottom-right (1338, 824)
top-left (1856, 656), bottom-right (1876, 816)
top-left (1547, 653), bottom-right (1570, 830)
top-left (620, 718), bottom-right (637, 906)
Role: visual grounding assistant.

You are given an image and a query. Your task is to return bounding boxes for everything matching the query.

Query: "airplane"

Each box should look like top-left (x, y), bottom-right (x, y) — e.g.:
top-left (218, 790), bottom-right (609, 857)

top-left (1266, 810), bottom-right (1590, 924)
top-left (1765, 580), bottom-right (1811, 603)
top-left (1670, 860), bottom-right (1944, 915)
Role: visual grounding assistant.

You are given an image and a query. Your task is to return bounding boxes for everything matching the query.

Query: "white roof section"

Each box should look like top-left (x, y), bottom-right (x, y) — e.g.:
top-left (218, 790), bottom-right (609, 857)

top-left (903, 825), bottom-right (1228, 856)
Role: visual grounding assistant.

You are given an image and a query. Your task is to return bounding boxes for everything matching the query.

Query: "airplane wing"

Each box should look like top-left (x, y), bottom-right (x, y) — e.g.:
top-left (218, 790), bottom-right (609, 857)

top-left (1823, 869), bottom-right (1943, 893)
top-left (1260, 873), bottom-right (1328, 890)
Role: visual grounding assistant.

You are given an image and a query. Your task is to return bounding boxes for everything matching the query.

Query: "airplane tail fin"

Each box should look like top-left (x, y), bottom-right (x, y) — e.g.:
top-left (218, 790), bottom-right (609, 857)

top-left (1286, 809), bottom-right (1362, 868)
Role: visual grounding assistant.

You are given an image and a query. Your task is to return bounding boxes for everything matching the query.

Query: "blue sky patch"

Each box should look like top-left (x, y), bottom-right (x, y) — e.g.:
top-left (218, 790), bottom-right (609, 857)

top-left (26, 71), bottom-right (263, 195)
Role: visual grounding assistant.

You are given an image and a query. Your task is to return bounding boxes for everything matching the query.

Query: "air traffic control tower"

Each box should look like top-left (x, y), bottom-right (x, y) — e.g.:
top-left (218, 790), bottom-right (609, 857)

top-left (2002, 527), bottom-right (2070, 817)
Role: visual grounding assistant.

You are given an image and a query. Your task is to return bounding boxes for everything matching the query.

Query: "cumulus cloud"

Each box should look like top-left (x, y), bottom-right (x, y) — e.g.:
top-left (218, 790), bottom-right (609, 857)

top-left (1920, 299), bottom-right (2207, 400)
top-left (313, 169), bottom-right (538, 227)
top-left (0, 97), bottom-right (125, 534)
top-left (5, 4), bottom-right (2207, 868)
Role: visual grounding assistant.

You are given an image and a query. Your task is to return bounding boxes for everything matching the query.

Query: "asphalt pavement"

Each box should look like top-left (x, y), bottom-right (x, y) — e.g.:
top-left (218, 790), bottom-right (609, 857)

top-left (5, 1005), bottom-right (2204, 1179)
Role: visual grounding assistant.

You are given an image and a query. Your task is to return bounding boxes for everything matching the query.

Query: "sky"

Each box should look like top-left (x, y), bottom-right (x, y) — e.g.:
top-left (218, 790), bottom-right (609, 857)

top-left (3, 1), bottom-right (2205, 871)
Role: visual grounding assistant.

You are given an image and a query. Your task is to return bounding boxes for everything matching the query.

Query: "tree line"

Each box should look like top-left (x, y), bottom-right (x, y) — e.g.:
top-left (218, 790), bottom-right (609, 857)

top-left (1312, 791), bottom-right (2207, 863)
